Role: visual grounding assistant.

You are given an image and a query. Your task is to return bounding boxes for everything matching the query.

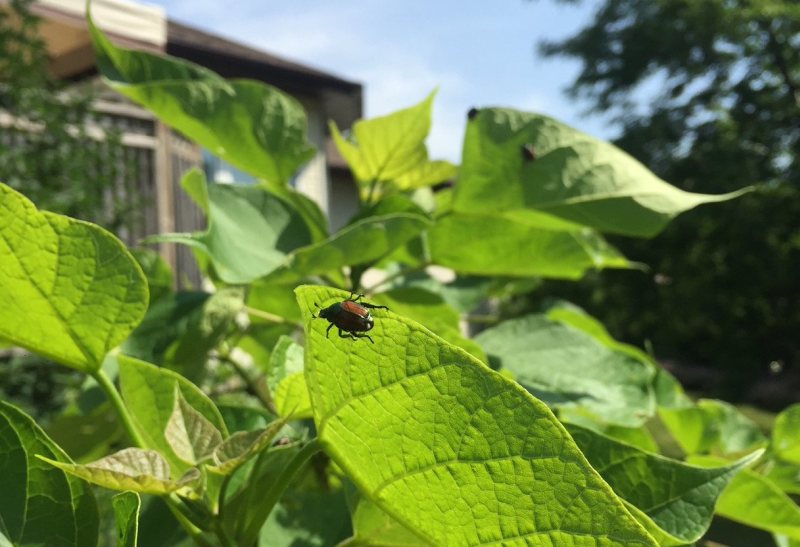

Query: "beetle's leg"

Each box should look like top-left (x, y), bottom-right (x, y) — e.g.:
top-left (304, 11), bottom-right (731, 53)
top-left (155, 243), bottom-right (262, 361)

top-left (325, 323), bottom-right (333, 338)
top-left (337, 328), bottom-right (349, 339)
top-left (360, 302), bottom-right (389, 311)
top-left (348, 292), bottom-right (365, 303)
top-left (311, 302), bottom-right (321, 318)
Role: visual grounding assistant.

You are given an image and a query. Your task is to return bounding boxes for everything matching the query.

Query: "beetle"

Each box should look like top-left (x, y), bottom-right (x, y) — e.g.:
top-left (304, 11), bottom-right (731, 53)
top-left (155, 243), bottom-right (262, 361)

top-left (312, 293), bottom-right (388, 343)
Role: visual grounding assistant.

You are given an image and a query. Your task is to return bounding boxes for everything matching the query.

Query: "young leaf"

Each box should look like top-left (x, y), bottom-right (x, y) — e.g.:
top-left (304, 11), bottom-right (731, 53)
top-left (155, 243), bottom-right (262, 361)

top-left (165, 387), bottom-right (224, 465)
top-left (428, 210), bottom-right (629, 279)
top-left (296, 285), bottom-right (656, 546)
top-left (87, 15), bottom-right (314, 185)
top-left (39, 448), bottom-right (201, 498)
top-left (118, 355), bottom-right (228, 475)
top-left (151, 181), bottom-right (312, 284)
top-left (455, 108), bottom-right (748, 237)
top-left (773, 404), bottom-right (800, 464)
top-left (330, 91), bottom-right (443, 200)
top-left (690, 455), bottom-right (800, 540)
top-left (0, 401), bottom-right (99, 547)
top-left (568, 424), bottom-right (762, 545)
top-left (112, 491), bottom-right (140, 547)
top-left (0, 182), bottom-right (147, 372)
top-left (207, 418), bottom-right (288, 475)
top-left (475, 313), bottom-right (655, 427)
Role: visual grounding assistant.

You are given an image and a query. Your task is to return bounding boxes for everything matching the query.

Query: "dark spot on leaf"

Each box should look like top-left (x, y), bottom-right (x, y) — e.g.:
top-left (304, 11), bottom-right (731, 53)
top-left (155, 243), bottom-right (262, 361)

top-left (521, 144), bottom-right (536, 162)
top-left (467, 107), bottom-right (479, 120)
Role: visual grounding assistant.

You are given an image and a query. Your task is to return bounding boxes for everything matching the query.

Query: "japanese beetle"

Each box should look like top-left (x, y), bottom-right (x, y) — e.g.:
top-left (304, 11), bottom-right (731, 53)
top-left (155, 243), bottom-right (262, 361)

top-left (312, 293), bottom-right (388, 343)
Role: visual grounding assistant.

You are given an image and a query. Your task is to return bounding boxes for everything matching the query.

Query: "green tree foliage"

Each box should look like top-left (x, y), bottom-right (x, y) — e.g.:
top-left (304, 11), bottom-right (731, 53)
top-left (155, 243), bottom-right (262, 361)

top-left (0, 0), bottom-right (131, 227)
top-left (534, 0), bottom-right (800, 401)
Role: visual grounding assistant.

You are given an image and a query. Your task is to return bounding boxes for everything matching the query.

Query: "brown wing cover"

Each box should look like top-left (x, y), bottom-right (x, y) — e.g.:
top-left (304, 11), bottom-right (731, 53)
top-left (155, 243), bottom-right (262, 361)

top-left (341, 300), bottom-right (369, 318)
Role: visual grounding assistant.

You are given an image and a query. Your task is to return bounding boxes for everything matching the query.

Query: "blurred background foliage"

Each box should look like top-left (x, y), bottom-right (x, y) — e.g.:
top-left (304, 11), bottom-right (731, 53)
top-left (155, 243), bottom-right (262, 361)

top-left (529, 0), bottom-right (800, 406)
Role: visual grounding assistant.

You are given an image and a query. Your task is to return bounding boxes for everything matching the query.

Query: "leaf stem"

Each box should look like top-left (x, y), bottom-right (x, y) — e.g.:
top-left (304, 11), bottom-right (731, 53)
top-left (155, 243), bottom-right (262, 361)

top-left (244, 306), bottom-right (300, 327)
top-left (165, 498), bottom-right (215, 547)
top-left (91, 367), bottom-right (145, 448)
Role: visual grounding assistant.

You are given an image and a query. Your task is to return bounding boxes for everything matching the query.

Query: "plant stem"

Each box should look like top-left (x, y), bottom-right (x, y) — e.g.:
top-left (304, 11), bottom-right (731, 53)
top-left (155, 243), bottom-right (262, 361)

top-left (166, 498), bottom-right (215, 547)
top-left (244, 305), bottom-right (300, 327)
top-left (91, 367), bottom-right (146, 448)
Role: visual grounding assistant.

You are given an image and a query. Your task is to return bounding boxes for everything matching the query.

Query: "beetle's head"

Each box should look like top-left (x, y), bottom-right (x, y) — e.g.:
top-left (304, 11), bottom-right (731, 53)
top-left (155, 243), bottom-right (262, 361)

top-left (312, 302), bottom-right (333, 320)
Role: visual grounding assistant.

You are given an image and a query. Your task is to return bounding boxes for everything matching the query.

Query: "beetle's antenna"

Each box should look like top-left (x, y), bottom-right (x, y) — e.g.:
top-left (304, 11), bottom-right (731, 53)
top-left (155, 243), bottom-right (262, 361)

top-left (311, 302), bottom-right (320, 319)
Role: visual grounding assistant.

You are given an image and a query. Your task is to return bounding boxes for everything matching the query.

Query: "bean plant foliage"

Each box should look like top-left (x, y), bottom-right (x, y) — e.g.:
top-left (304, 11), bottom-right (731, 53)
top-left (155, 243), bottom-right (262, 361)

top-left (1, 7), bottom-right (796, 547)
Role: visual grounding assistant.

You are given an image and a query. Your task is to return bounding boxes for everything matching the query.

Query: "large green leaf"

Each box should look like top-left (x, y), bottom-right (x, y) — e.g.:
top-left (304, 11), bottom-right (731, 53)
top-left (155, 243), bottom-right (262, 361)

top-left (118, 355), bottom-right (228, 475)
top-left (112, 491), bottom-right (140, 547)
top-left (568, 424), bottom-right (761, 545)
top-left (690, 455), bottom-right (800, 540)
top-left (88, 16), bottom-right (314, 185)
top-left (153, 180), bottom-right (312, 284)
top-left (296, 285), bottom-right (656, 546)
top-left (454, 108), bottom-right (747, 237)
top-left (0, 182), bottom-right (147, 372)
top-left (330, 91), bottom-right (450, 200)
top-left (475, 314), bottom-right (655, 426)
top-left (659, 399), bottom-right (766, 456)
top-left (773, 404), bottom-right (800, 464)
top-left (0, 401), bottom-right (98, 547)
top-left (428, 211), bottom-right (629, 279)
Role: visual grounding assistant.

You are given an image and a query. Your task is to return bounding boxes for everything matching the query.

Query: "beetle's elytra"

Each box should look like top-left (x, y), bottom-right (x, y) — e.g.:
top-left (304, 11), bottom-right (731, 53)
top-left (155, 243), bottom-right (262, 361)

top-left (312, 293), bottom-right (388, 344)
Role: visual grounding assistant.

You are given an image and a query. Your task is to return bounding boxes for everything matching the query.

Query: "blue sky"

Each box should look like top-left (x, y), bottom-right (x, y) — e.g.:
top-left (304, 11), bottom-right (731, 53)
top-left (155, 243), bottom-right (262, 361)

top-left (148, 0), bottom-right (610, 162)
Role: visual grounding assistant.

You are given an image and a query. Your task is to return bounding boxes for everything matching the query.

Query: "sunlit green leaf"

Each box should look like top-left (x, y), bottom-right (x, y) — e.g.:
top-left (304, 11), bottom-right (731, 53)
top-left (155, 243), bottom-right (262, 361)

top-left (773, 404), bottom-right (800, 464)
top-left (274, 372), bottom-right (313, 419)
top-left (0, 401), bottom-right (98, 547)
top-left (428, 211), bottom-right (629, 279)
top-left (394, 160), bottom-right (458, 190)
top-left (0, 182), bottom-right (147, 372)
top-left (347, 489), bottom-right (428, 546)
top-left (330, 91), bottom-right (441, 200)
top-left (476, 313), bottom-right (655, 426)
top-left (454, 108), bottom-right (748, 236)
top-left (88, 17), bottom-right (314, 185)
top-left (297, 285), bottom-right (656, 546)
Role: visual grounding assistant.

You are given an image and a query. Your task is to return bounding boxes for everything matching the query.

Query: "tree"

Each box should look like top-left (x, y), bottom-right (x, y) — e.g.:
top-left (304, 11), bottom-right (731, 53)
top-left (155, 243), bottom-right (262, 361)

top-left (0, 0), bottom-right (131, 227)
top-left (533, 0), bottom-right (800, 403)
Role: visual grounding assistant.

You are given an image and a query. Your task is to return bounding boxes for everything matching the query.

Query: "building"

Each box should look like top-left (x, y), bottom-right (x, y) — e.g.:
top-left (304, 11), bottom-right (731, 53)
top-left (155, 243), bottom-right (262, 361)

top-left (3, 0), bottom-right (362, 284)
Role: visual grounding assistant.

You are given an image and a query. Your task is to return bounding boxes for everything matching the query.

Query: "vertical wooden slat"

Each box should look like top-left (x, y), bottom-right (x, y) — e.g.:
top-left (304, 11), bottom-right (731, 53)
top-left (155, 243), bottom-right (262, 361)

top-left (153, 120), bottom-right (176, 280)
